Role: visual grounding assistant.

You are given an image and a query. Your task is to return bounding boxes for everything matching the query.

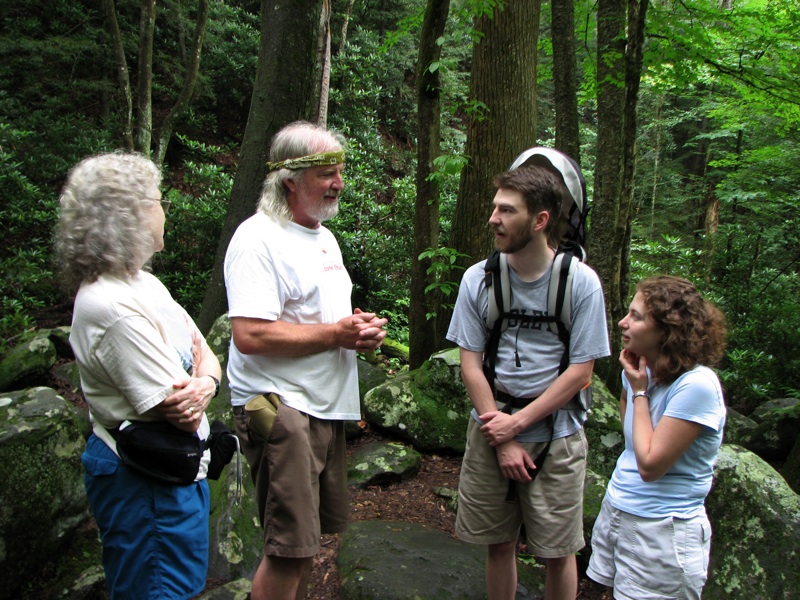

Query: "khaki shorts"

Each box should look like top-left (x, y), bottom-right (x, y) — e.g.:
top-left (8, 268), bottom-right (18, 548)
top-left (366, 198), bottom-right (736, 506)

top-left (234, 401), bottom-right (349, 558)
top-left (587, 497), bottom-right (711, 600)
top-left (456, 419), bottom-right (587, 558)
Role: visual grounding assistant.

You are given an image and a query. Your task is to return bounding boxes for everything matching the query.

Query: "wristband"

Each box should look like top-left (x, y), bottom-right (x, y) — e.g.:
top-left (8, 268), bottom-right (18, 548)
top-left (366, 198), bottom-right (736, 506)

top-left (207, 375), bottom-right (220, 398)
top-left (632, 390), bottom-right (650, 400)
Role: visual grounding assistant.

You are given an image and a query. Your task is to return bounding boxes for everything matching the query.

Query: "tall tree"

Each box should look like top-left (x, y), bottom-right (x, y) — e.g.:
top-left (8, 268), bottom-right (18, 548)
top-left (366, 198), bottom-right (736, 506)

top-left (134, 0), bottom-right (156, 154)
top-left (197, 0), bottom-right (325, 333)
top-left (154, 0), bottom-right (210, 165)
top-left (587, 0), bottom-right (648, 388)
top-left (551, 0), bottom-right (581, 161)
top-left (316, 0), bottom-right (332, 126)
top-left (437, 0), bottom-right (540, 343)
top-left (409, 0), bottom-right (451, 369)
top-left (102, 0), bottom-right (134, 150)
top-left (103, 0), bottom-right (210, 161)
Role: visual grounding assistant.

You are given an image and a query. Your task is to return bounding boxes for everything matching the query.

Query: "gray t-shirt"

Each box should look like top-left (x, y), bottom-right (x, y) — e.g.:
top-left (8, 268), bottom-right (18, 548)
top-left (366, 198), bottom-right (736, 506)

top-left (446, 257), bottom-right (610, 442)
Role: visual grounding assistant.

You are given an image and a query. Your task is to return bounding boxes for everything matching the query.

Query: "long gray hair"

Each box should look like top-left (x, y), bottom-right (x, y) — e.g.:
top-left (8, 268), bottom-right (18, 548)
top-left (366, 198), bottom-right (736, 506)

top-left (257, 121), bottom-right (345, 221)
top-left (54, 152), bottom-right (162, 291)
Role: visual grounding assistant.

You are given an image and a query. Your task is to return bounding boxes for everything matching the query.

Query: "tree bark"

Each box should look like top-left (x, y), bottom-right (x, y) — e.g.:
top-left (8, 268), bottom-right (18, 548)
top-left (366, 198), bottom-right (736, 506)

top-left (339, 0), bottom-right (356, 52)
top-left (437, 0), bottom-right (540, 344)
top-left (316, 0), bottom-right (332, 127)
top-left (588, 0), bottom-right (648, 391)
top-left (551, 0), bottom-right (581, 161)
top-left (154, 0), bottom-right (210, 166)
top-left (102, 0), bottom-right (134, 150)
top-left (134, 0), bottom-right (156, 155)
top-left (197, 0), bottom-right (324, 332)
top-left (409, 0), bottom-right (450, 369)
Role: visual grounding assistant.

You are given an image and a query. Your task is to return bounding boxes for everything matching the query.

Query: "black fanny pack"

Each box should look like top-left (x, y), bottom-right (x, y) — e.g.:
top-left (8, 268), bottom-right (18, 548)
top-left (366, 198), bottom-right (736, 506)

top-left (110, 419), bottom-right (238, 486)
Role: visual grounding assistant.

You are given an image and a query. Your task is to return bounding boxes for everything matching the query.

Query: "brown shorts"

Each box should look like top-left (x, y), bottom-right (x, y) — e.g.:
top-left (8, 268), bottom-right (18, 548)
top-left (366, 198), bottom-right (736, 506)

top-left (456, 418), bottom-right (587, 558)
top-left (234, 401), bottom-right (349, 558)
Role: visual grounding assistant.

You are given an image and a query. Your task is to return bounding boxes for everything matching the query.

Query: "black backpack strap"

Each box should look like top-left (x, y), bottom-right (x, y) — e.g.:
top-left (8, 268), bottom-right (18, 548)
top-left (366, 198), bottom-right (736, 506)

top-left (483, 251), bottom-right (504, 393)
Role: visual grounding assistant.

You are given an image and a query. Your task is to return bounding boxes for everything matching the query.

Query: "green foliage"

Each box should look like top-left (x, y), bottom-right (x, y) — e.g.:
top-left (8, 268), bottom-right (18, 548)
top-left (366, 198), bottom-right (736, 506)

top-left (0, 122), bottom-right (64, 353)
top-left (154, 138), bottom-right (232, 318)
top-left (419, 246), bottom-right (470, 314)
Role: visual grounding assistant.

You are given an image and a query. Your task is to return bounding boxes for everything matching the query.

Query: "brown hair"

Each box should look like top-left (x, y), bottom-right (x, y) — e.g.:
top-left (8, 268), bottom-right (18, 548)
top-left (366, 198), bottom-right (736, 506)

top-left (636, 275), bottom-right (727, 383)
top-left (493, 166), bottom-right (562, 234)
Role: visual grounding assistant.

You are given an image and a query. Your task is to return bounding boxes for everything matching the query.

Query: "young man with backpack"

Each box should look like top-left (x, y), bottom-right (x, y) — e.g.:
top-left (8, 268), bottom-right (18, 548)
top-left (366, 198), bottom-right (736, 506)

top-left (446, 149), bottom-right (610, 599)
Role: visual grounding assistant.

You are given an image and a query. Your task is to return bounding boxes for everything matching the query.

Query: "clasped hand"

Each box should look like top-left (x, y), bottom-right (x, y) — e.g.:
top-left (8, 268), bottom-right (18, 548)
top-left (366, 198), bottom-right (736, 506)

top-left (340, 307), bottom-right (388, 351)
top-left (156, 376), bottom-right (215, 430)
top-left (478, 410), bottom-right (518, 446)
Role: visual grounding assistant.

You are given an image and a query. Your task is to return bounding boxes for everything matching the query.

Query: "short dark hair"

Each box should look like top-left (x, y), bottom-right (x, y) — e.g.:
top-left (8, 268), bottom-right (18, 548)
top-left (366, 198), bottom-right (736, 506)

top-left (493, 165), bottom-right (562, 233)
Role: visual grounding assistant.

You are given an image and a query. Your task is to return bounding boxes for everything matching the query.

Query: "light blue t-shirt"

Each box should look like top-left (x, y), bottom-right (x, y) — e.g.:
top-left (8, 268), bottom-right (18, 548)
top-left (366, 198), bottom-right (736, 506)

top-left (446, 257), bottom-right (610, 442)
top-left (606, 365), bottom-right (726, 518)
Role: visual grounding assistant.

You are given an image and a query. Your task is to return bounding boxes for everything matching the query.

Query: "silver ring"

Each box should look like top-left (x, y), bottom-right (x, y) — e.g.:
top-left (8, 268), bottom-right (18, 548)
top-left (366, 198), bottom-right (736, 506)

top-left (189, 406), bottom-right (195, 414)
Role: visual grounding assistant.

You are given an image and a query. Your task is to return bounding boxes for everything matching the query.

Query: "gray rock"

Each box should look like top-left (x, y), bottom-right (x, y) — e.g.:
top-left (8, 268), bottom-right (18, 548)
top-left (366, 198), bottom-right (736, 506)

top-left (206, 314), bottom-right (233, 405)
top-left (362, 348), bottom-right (472, 453)
top-left (347, 440), bottom-right (422, 488)
top-left (358, 357), bottom-right (389, 401)
top-left (337, 520), bottom-right (546, 599)
top-left (37, 325), bottom-right (74, 359)
top-left (583, 375), bottom-right (623, 480)
top-left (781, 435), bottom-right (800, 494)
top-left (751, 398), bottom-right (799, 422)
top-left (722, 407), bottom-right (758, 446)
top-left (735, 399), bottom-right (800, 461)
top-left (704, 444), bottom-right (800, 599)
top-left (0, 335), bottom-right (57, 391)
top-left (203, 371), bottom-right (262, 584)
top-left (0, 387), bottom-right (92, 599)
top-left (53, 359), bottom-right (82, 396)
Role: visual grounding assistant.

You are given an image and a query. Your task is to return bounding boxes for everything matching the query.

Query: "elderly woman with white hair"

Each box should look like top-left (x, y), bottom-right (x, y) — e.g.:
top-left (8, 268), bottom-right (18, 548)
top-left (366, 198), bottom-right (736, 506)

top-left (55, 152), bottom-right (221, 599)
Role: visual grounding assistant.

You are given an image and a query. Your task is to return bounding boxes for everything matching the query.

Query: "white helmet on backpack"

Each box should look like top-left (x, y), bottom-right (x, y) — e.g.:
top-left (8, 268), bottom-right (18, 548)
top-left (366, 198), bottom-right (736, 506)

top-left (509, 147), bottom-right (588, 260)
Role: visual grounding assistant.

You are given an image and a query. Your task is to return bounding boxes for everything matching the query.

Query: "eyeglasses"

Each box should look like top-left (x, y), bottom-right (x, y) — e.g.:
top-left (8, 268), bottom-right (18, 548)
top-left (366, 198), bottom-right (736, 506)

top-left (147, 198), bottom-right (171, 214)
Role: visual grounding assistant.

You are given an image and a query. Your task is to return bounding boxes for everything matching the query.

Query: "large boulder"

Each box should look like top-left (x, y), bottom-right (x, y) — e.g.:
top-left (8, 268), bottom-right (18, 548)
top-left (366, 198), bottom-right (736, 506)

top-left (347, 440), bottom-right (422, 488)
top-left (735, 398), bottom-right (800, 462)
top-left (704, 444), bottom-right (800, 599)
top-left (337, 520), bottom-right (545, 600)
top-left (781, 435), bottom-right (800, 493)
top-left (583, 375), bottom-right (623, 480)
top-left (0, 387), bottom-right (92, 599)
top-left (362, 348), bottom-right (471, 453)
top-left (204, 373), bottom-right (262, 583)
top-left (721, 407), bottom-right (758, 446)
top-left (0, 335), bottom-right (57, 391)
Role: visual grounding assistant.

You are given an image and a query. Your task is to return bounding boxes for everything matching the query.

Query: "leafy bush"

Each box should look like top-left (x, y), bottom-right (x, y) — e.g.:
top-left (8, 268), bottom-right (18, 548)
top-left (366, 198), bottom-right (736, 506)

top-left (154, 137), bottom-right (232, 318)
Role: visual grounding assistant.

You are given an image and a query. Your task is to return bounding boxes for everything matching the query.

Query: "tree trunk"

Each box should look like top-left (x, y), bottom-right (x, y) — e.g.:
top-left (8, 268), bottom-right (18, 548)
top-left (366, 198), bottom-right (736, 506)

top-left (154, 0), bottom-right (210, 166)
top-left (316, 0), bottom-right (332, 127)
top-left (587, 0), bottom-right (626, 387)
top-left (339, 0), bottom-right (356, 52)
top-left (102, 0), bottom-right (133, 150)
top-left (551, 0), bottom-right (581, 162)
top-left (134, 0), bottom-right (156, 155)
top-left (437, 0), bottom-right (539, 344)
top-left (617, 0), bottom-right (648, 309)
top-left (197, 0), bottom-right (324, 332)
top-left (409, 0), bottom-right (450, 369)
top-left (588, 0), bottom-right (648, 392)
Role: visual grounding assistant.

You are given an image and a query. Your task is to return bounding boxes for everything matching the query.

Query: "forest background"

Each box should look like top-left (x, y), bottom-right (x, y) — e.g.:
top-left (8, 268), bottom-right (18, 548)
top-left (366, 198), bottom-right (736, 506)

top-left (1, 0), bottom-right (798, 416)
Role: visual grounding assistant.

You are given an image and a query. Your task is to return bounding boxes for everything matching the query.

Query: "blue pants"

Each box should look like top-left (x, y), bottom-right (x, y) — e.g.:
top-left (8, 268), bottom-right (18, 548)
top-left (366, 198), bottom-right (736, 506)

top-left (82, 434), bottom-right (209, 600)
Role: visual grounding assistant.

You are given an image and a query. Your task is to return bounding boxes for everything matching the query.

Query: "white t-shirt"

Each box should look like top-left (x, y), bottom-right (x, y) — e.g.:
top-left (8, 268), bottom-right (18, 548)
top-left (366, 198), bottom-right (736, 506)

top-left (70, 272), bottom-right (211, 474)
top-left (606, 366), bottom-right (726, 518)
top-left (224, 212), bottom-right (360, 420)
top-left (446, 257), bottom-right (610, 442)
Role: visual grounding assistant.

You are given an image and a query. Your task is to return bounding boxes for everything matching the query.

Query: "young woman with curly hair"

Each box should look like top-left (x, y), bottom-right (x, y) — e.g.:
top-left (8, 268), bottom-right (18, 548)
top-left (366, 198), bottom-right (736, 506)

top-left (587, 275), bottom-right (728, 600)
